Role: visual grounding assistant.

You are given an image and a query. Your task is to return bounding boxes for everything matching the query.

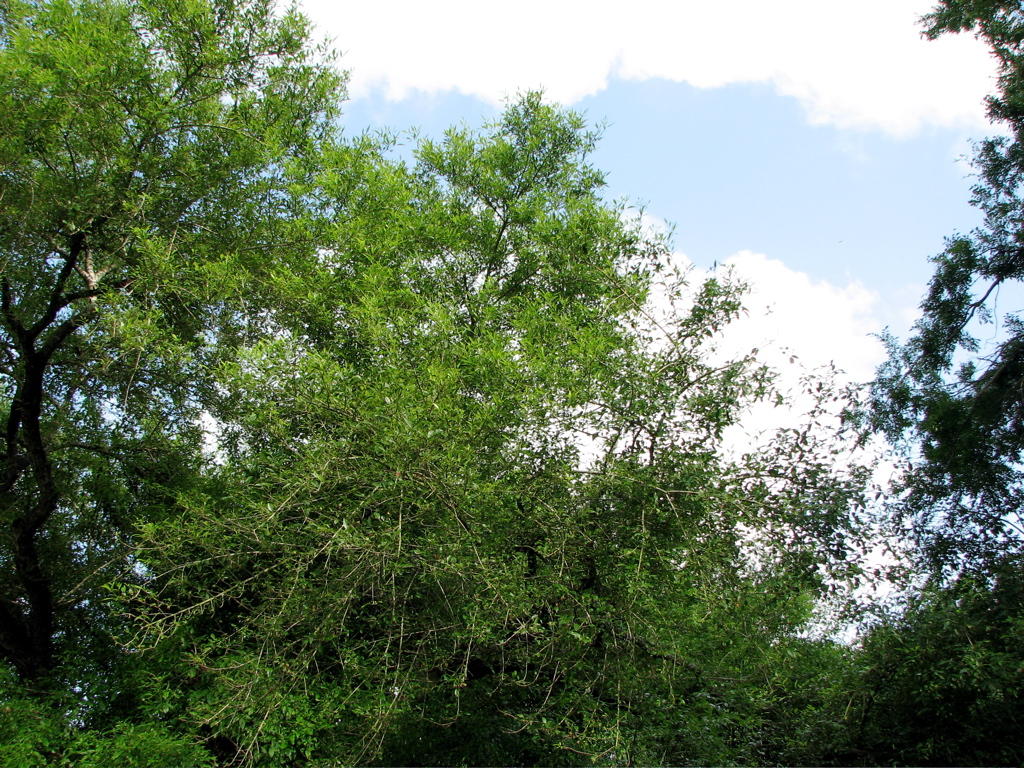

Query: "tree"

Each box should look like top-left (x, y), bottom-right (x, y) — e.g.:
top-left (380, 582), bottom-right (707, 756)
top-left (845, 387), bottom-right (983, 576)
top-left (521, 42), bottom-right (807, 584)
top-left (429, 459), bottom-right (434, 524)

top-left (2, 1), bottom-right (873, 764)
top-left (841, 563), bottom-right (1024, 766)
top-left (128, 95), bottom-right (871, 765)
top-left (853, 5), bottom-right (1024, 765)
top-left (0, 0), bottom-right (342, 733)
top-left (869, 0), bottom-right (1024, 577)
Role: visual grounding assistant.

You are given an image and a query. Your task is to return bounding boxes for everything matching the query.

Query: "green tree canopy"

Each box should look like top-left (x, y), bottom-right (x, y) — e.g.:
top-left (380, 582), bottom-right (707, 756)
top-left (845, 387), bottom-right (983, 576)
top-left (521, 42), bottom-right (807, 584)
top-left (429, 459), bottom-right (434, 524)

top-left (852, 5), bottom-right (1024, 766)
top-left (1, 1), bottom-right (875, 765)
top-left (844, 563), bottom-right (1024, 766)
top-left (0, 0), bottom-right (342, 711)
top-left (870, 0), bottom-right (1024, 577)
top-left (128, 96), bottom-right (872, 766)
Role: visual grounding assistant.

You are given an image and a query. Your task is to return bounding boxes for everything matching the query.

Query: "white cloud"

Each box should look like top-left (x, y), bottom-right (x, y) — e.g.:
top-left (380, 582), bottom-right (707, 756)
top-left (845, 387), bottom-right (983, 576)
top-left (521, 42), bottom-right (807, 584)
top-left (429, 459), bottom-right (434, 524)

top-left (301, 0), bottom-right (997, 135)
top-left (685, 250), bottom-right (891, 449)
top-left (698, 255), bottom-right (906, 612)
top-left (715, 250), bottom-right (885, 384)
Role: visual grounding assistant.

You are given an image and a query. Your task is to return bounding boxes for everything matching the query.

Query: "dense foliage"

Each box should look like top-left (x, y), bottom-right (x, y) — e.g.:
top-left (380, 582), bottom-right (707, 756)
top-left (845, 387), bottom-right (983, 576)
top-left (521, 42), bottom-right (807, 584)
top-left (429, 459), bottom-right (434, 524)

top-left (857, 2), bottom-right (1024, 766)
top-left (1, 0), bottom-right (1021, 765)
top-left (845, 565), bottom-right (1024, 766)
top-left (871, 0), bottom-right (1024, 577)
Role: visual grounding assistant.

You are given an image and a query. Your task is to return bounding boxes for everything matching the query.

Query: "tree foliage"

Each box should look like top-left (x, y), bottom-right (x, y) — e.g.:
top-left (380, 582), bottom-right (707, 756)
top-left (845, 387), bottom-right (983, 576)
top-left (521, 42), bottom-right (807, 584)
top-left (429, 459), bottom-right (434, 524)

top-left (0, 0), bottom-right (898, 765)
top-left (843, 562), bottom-right (1024, 766)
top-left (1, 0), bottom-right (342, 727)
top-left (127, 94), bottom-right (869, 766)
top-left (850, 4), bottom-right (1024, 766)
top-left (870, 0), bottom-right (1024, 576)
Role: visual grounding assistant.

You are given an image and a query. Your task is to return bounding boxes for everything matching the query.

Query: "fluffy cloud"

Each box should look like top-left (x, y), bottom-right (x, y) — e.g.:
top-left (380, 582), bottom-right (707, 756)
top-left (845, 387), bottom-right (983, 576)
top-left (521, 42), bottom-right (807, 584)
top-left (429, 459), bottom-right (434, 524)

top-left (627, 207), bottom-right (890, 392)
top-left (713, 250), bottom-right (886, 384)
top-left (683, 250), bottom-right (891, 449)
top-left (301, 0), bottom-right (996, 135)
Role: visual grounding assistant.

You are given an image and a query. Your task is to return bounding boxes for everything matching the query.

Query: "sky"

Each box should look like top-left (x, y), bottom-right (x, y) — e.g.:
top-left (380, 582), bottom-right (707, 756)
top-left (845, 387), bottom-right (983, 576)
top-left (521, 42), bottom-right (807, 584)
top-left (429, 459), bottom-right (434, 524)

top-left (299, 0), bottom-right (1001, 404)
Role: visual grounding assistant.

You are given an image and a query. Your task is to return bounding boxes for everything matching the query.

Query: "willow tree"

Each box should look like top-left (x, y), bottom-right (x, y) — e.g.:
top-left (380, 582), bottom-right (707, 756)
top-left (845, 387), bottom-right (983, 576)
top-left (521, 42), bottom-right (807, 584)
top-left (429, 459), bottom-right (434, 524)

top-left (0, 0), bottom-right (343, 759)
top-left (2, 1), bottom-right (871, 765)
top-left (131, 97), bottom-right (871, 765)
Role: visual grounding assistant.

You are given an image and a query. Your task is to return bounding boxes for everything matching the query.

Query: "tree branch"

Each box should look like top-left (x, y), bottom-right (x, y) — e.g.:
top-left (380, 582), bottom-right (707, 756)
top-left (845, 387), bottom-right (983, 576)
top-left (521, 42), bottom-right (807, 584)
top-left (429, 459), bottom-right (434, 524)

top-left (26, 230), bottom-right (84, 340)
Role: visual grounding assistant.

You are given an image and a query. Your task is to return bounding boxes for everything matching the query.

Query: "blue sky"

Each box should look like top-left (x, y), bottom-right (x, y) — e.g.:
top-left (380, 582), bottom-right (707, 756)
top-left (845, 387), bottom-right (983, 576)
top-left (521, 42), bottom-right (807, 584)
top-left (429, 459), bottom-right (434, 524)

top-left (304, 0), bottom-right (999, 390)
